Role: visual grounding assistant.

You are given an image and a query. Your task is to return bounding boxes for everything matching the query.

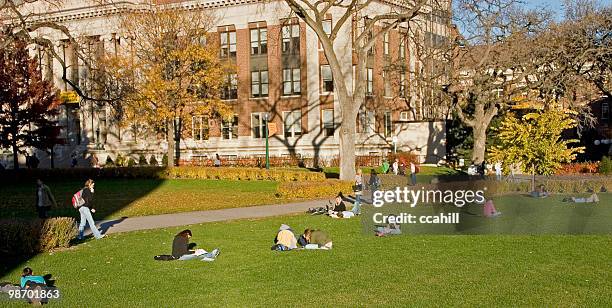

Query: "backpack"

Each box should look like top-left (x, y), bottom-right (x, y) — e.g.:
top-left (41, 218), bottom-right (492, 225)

top-left (72, 189), bottom-right (85, 208)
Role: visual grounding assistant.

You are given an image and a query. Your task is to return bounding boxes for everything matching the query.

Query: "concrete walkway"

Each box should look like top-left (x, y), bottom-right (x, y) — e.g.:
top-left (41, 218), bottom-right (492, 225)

top-left (91, 199), bottom-right (330, 235)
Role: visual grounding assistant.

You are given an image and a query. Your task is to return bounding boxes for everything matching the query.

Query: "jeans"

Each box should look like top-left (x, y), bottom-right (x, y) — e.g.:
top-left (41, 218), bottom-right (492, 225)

top-left (410, 173), bottom-right (417, 186)
top-left (178, 249), bottom-right (219, 261)
top-left (78, 206), bottom-right (102, 239)
top-left (352, 195), bottom-right (362, 215)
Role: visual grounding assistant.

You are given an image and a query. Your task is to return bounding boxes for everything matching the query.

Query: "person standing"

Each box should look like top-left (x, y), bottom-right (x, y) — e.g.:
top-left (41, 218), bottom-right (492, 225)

top-left (381, 159), bottom-right (390, 174)
top-left (494, 161), bottom-right (502, 181)
top-left (392, 159), bottom-right (399, 175)
top-left (31, 154), bottom-right (40, 169)
top-left (368, 168), bottom-right (381, 191)
top-left (77, 179), bottom-right (104, 240)
top-left (35, 179), bottom-right (56, 218)
top-left (352, 169), bottom-right (363, 215)
top-left (409, 161), bottom-right (417, 186)
top-left (214, 153), bottom-right (221, 167)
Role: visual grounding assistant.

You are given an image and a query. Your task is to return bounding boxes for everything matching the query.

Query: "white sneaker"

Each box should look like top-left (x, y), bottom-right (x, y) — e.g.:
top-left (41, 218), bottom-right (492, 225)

top-left (201, 257), bottom-right (215, 262)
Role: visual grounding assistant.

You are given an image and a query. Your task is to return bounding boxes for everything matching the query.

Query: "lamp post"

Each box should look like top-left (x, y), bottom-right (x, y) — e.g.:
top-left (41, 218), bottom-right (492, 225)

top-left (263, 113), bottom-right (270, 169)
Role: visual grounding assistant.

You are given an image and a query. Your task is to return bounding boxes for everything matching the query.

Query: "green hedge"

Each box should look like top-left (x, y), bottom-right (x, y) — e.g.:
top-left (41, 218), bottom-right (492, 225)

top-left (0, 217), bottom-right (77, 257)
top-left (276, 180), bottom-right (353, 199)
top-left (0, 166), bottom-right (325, 183)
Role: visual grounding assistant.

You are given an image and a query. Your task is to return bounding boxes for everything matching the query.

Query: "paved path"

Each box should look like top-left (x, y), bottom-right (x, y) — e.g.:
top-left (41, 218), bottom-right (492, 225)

top-left (91, 199), bottom-right (330, 235)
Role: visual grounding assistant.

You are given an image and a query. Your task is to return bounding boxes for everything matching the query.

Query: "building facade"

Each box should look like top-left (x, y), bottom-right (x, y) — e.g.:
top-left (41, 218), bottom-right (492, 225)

top-left (3, 0), bottom-right (450, 168)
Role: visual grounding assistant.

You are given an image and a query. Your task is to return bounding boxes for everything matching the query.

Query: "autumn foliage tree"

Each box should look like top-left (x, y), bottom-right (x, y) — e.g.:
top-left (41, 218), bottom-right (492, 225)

top-left (489, 109), bottom-right (584, 190)
top-left (0, 39), bottom-right (60, 169)
top-left (104, 8), bottom-right (232, 166)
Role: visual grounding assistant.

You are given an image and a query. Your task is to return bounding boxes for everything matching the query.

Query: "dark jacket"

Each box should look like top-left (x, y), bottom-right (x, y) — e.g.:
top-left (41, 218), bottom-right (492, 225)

top-left (172, 235), bottom-right (190, 258)
top-left (35, 185), bottom-right (56, 208)
top-left (333, 201), bottom-right (346, 212)
top-left (81, 187), bottom-right (94, 210)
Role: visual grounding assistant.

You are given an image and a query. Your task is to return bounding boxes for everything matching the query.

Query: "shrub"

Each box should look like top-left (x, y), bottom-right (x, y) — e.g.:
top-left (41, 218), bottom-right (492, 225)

top-left (387, 152), bottom-right (419, 165)
top-left (599, 156), bottom-right (612, 175)
top-left (138, 154), bottom-right (148, 166)
top-left (149, 155), bottom-right (159, 166)
top-left (127, 157), bottom-right (136, 167)
top-left (105, 155), bottom-right (114, 167)
top-left (556, 162), bottom-right (600, 175)
top-left (276, 180), bottom-right (353, 199)
top-left (162, 154), bottom-right (168, 166)
top-left (0, 217), bottom-right (77, 258)
top-left (115, 154), bottom-right (126, 167)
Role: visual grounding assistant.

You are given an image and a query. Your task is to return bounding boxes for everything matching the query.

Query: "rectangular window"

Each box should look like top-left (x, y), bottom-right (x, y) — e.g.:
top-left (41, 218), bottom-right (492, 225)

top-left (603, 102), bottom-right (610, 120)
top-left (250, 28), bottom-right (267, 55)
top-left (222, 115), bottom-right (238, 140)
top-left (322, 20), bottom-right (332, 37)
top-left (220, 31), bottom-right (237, 57)
top-left (282, 24), bottom-right (300, 54)
top-left (400, 111), bottom-right (409, 121)
top-left (321, 65), bottom-right (333, 93)
top-left (283, 110), bottom-right (302, 138)
top-left (384, 111), bottom-right (392, 137)
top-left (322, 109), bottom-right (335, 137)
top-left (383, 71), bottom-right (391, 97)
top-left (192, 116), bottom-right (209, 141)
top-left (360, 110), bottom-right (375, 133)
top-left (399, 39), bottom-right (405, 59)
top-left (222, 73), bottom-right (238, 100)
top-left (283, 68), bottom-right (301, 95)
top-left (400, 72), bottom-right (407, 98)
top-left (251, 70), bottom-right (269, 98)
top-left (383, 32), bottom-right (389, 56)
top-left (251, 113), bottom-right (267, 138)
top-left (366, 68), bottom-right (373, 96)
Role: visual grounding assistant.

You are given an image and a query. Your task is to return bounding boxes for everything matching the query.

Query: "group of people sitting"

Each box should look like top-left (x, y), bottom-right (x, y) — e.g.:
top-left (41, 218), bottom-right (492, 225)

top-left (272, 224), bottom-right (332, 251)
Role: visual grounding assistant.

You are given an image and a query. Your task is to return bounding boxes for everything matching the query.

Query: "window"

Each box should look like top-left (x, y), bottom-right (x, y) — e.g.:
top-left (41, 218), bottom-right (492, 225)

top-left (251, 113), bottom-right (267, 138)
top-left (383, 71), bottom-right (391, 97)
top-left (220, 31), bottom-right (236, 57)
top-left (322, 20), bottom-right (332, 37)
top-left (251, 70), bottom-right (269, 98)
top-left (282, 24), bottom-right (300, 54)
top-left (222, 115), bottom-right (238, 140)
top-left (366, 68), bottom-right (373, 95)
top-left (283, 110), bottom-right (302, 138)
top-left (250, 28), bottom-right (267, 55)
top-left (400, 72), bottom-right (407, 97)
top-left (222, 73), bottom-right (238, 100)
top-left (603, 103), bottom-right (610, 120)
top-left (283, 68), bottom-right (301, 95)
top-left (321, 65), bottom-right (333, 93)
top-left (383, 32), bottom-right (389, 56)
top-left (399, 38), bottom-right (405, 59)
top-left (192, 116), bottom-right (209, 141)
top-left (384, 111), bottom-right (392, 137)
top-left (400, 111), bottom-right (409, 121)
top-left (360, 110), bottom-right (375, 133)
top-left (322, 109), bottom-right (335, 137)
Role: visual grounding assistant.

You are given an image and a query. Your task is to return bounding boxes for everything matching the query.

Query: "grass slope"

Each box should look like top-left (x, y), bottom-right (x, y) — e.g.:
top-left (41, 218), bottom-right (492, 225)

top-left (1, 213), bottom-right (610, 307)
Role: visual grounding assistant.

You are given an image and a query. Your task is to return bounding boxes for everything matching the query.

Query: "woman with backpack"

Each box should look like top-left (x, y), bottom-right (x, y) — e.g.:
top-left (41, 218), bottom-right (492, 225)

top-left (76, 179), bottom-right (104, 240)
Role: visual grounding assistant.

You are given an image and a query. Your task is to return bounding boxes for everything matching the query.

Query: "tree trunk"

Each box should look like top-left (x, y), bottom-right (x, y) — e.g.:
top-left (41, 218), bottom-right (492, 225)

top-left (167, 120), bottom-right (175, 167)
top-left (12, 141), bottom-right (19, 170)
top-left (339, 99), bottom-right (357, 181)
top-left (471, 123), bottom-right (487, 165)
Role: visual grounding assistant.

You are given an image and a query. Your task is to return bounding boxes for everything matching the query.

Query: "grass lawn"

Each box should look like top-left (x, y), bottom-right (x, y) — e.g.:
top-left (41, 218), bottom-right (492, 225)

top-left (0, 179), bottom-right (286, 220)
top-left (1, 212), bottom-right (610, 306)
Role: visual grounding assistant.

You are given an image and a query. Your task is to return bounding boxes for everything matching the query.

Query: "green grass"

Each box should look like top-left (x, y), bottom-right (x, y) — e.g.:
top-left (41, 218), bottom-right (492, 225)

top-left (1, 213), bottom-right (610, 306)
top-left (0, 179), bottom-right (286, 220)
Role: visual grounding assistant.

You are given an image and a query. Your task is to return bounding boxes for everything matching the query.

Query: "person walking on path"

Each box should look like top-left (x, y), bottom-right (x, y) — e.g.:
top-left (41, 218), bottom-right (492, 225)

top-left (35, 179), bottom-right (56, 218)
top-left (77, 179), bottom-right (105, 240)
top-left (409, 161), bottom-right (417, 186)
top-left (352, 169), bottom-right (364, 215)
top-left (392, 159), bottom-right (399, 175)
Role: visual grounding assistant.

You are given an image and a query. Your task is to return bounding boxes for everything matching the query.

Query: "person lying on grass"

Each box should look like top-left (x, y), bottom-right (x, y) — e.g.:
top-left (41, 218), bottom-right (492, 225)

top-left (301, 229), bottom-right (333, 250)
top-left (565, 193), bottom-right (600, 203)
top-left (329, 211), bottom-right (355, 219)
top-left (272, 224), bottom-right (297, 251)
top-left (171, 229), bottom-right (220, 261)
top-left (375, 222), bottom-right (402, 237)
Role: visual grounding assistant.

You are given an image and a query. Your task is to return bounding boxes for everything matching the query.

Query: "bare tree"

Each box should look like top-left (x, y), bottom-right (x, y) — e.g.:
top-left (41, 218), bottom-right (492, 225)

top-left (281, 0), bottom-right (443, 180)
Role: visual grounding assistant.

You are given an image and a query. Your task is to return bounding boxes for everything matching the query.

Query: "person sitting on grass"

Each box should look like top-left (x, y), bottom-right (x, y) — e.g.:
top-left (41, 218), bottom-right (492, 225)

top-left (302, 229), bottom-right (333, 250)
top-left (272, 224), bottom-right (297, 251)
top-left (568, 193), bottom-right (600, 203)
top-left (20, 268), bottom-right (46, 289)
top-left (332, 193), bottom-right (347, 212)
top-left (172, 229), bottom-right (220, 261)
top-left (483, 199), bottom-right (502, 218)
top-left (531, 184), bottom-right (549, 198)
top-left (375, 221), bottom-right (402, 237)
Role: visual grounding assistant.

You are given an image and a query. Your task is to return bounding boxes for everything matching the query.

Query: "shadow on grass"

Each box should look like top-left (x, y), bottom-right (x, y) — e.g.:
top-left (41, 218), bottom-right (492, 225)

top-left (0, 168), bottom-right (165, 277)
